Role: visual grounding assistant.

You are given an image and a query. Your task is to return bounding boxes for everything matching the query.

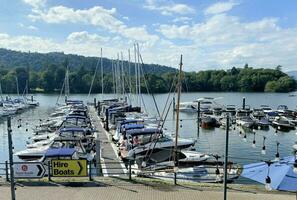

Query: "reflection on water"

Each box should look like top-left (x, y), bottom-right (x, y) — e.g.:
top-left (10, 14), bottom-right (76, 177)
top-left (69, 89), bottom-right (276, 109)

top-left (0, 92), bottom-right (297, 166)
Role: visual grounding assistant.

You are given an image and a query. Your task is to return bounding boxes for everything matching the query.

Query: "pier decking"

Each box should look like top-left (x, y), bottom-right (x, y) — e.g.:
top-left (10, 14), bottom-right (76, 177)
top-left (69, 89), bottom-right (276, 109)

top-left (89, 106), bottom-right (126, 176)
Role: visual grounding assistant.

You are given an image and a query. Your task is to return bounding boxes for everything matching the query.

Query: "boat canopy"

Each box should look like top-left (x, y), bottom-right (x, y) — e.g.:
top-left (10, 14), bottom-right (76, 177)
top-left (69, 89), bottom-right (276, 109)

top-left (59, 127), bottom-right (86, 133)
top-left (122, 124), bottom-right (144, 130)
top-left (45, 148), bottom-right (76, 157)
top-left (65, 115), bottom-right (87, 120)
top-left (66, 100), bottom-right (84, 105)
top-left (120, 119), bottom-right (144, 125)
top-left (126, 128), bottom-right (162, 136)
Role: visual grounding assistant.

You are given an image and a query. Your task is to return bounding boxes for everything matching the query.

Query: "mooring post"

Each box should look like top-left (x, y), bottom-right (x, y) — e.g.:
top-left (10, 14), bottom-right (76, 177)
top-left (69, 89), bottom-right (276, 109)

top-left (5, 160), bottom-right (9, 182)
top-left (31, 95), bottom-right (34, 102)
top-left (7, 117), bottom-right (16, 200)
top-left (94, 98), bottom-right (97, 109)
top-left (242, 97), bottom-right (246, 110)
top-left (223, 115), bottom-right (230, 200)
top-left (97, 101), bottom-right (101, 116)
top-left (95, 140), bottom-right (102, 176)
top-left (173, 97), bottom-right (176, 113)
top-left (89, 161), bottom-right (92, 181)
top-left (197, 101), bottom-right (200, 138)
top-left (129, 159), bottom-right (132, 181)
top-left (105, 109), bottom-right (109, 131)
top-left (48, 160), bottom-right (51, 182)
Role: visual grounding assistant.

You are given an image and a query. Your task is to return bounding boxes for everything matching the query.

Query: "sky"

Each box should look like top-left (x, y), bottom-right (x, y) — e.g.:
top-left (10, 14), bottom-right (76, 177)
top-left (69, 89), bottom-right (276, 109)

top-left (1, 0), bottom-right (297, 71)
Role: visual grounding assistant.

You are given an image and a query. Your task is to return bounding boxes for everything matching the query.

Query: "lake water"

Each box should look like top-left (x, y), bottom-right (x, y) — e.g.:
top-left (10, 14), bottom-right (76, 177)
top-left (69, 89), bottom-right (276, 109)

top-left (1, 92), bottom-right (297, 169)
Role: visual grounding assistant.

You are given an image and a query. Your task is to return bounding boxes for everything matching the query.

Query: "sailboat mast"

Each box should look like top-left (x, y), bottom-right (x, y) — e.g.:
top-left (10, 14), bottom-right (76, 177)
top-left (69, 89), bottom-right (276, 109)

top-left (15, 77), bottom-right (20, 97)
top-left (137, 43), bottom-right (141, 108)
top-left (111, 59), bottom-right (116, 95)
top-left (101, 48), bottom-right (104, 95)
top-left (121, 52), bottom-right (125, 96)
top-left (134, 44), bottom-right (138, 106)
top-left (173, 55), bottom-right (183, 171)
top-left (0, 81), bottom-right (3, 101)
top-left (128, 49), bottom-right (132, 95)
top-left (116, 53), bottom-right (120, 98)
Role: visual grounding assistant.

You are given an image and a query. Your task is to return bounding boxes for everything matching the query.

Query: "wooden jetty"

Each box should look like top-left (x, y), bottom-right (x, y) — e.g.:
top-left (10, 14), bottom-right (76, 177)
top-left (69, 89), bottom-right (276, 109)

top-left (89, 106), bottom-right (126, 176)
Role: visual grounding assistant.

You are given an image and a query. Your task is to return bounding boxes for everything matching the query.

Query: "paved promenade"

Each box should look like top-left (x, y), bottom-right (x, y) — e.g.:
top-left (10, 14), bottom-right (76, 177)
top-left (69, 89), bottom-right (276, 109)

top-left (0, 178), bottom-right (295, 200)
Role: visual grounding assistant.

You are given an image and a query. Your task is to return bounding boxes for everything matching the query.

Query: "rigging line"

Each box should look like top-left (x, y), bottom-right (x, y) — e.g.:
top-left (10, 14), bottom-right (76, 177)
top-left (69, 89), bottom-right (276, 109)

top-left (144, 74), bottom-right (178, 162)
top-left (87, 52), bottom-right (101, 100)
top-left (139, 53), bottom-right (160, 118)
top-left (135, 61), bottom-right (179, 162)
top-left (145, 98), bottom-right (174, 162)
top-left (56, 76), bottom-right (65, 105)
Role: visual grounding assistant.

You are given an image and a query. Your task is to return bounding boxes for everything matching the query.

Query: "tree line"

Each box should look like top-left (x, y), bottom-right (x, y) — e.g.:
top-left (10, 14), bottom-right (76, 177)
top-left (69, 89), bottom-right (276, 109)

top-left (0, 64), bottom-right (295, 94)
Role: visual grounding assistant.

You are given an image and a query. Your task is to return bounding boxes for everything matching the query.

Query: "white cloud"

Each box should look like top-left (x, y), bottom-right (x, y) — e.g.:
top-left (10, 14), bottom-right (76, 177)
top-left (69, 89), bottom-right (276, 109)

top-left (157, 14), bottom-right (297, 70)
top-left (18, 23), bottom-right (38, 31)
top-left (204, 1), bottom-right (238, 15)
top-left (172, 16), bottom-right (192, 23)
top-left (144, 0), bottom-right (195, 16)
top-left (23, 0), bottom-right (46, 9)
top-left (28, 5), bottom-right (159, 44)
top-left (67, 31), bottom-right (109, 43)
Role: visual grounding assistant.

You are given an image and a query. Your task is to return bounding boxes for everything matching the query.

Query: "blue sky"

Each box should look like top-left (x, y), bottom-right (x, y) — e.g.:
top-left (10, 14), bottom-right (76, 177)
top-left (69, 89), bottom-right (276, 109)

top-left (1, 0), bottom-right (297, 71)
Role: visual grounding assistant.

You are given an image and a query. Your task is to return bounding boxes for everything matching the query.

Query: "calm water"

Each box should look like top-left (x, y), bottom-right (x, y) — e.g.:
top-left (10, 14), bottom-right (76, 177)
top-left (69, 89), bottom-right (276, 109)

top-left (1, 92), bottom-right (297, 167)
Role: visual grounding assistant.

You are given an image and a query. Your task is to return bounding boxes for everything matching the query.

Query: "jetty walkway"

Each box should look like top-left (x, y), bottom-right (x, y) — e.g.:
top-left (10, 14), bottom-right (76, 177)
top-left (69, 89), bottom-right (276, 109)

top-left (89, 106), bottom-right (126, 176)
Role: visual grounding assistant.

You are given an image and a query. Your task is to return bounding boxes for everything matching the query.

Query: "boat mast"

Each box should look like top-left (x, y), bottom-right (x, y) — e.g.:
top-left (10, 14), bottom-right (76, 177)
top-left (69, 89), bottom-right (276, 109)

top-left (15, 77), bottom-right (20, 97)
top-left (100, 48), bottom-right (104, 95)
top-left (121, 52), bottom-right (125, 97)
top-left (65, 64), bottom-right (70, 99)
top-left (116, 53), bottom-right (120, 99)
top-left (137, 43), bottom-right (141, 108)
top-left (128, 49), bottom-right (132, 104)
top-left (173, 55), bottom-right (183, 175)
top-left (0, 81), bottom-right (3, 101)
top-left (134, 44), bottom-right (138, 106)
top-left (111, 59), bottom-right (116, 96)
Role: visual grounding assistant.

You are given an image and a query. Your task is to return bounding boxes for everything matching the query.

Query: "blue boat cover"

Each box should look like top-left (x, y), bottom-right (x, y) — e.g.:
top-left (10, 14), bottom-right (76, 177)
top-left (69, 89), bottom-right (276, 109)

top-left (126, 128), bottom-right (162, 136)
top-left (66, 100), bottom-right (84, 105)
top-left (266, 111), bottom-right (278, 116)
top-left (45, 148), bottom-right (76, 157)
top-left (65, 115), bottom-right (87, 120)
top-left (120, 119), bottom-right (143, 125)
top-left (122, 124), bottom-right (144, 130)
top-left (59, 127), bottom-right (85, 132)
top-left (241, 156), bottom-right (297, 191)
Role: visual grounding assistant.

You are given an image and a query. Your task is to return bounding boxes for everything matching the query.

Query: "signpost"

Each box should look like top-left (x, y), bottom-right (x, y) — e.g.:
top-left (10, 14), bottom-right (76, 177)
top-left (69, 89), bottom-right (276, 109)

top-left (51, 160), bottom-right (87, 177)
top-left (14, 162), bottom-right (46, 179)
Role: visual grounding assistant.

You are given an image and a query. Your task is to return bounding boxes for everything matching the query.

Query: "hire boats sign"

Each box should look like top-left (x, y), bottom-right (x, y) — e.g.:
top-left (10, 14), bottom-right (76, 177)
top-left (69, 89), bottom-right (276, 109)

top-left (51, 159), bottom-right (87, 177)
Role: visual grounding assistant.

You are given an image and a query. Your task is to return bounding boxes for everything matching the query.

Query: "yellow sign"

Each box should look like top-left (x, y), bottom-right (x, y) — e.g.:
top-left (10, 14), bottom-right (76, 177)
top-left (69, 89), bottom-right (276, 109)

top-left (51, 160), bottom-right (87, 177)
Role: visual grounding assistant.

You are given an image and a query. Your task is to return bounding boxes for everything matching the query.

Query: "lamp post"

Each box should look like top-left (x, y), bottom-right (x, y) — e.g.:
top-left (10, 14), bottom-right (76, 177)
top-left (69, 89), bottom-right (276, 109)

top-left (265, 161), bottom-right (273, 191)
top-left (293, 150), bottom-right (297, 173)
top-left (275, 142), bottom-right (280, 161)
top-left (252, 130), bottom-right (256, 148)
top-left (243, 132), bottom-right (247, 142)
top-left (261, 136), bottom-right (266, 155)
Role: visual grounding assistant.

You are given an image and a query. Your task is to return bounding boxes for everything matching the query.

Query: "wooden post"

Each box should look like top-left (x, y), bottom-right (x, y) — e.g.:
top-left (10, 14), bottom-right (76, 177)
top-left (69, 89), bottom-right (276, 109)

top-left (48, 160), bottom-right (51, 181)
top-left (95, 140), bottom-right (102, 176)
top-left (223, 115), bottom-right (230, 200)
top-left (5, 160), bottom-right (9, 182)
top-left (129, 159), bottom-right (132, 181)
top-left (173, 97), bottom-right (175, 113)
top-left (89, 161), bottom-right (92, 181)
top-left (197, 101), bottom-right (200, 138)
top-left (97, 101), bottom-right (101, 116)
top-left (105, 109), bottom-right (109, 131)
top-left (7, 117), bottom-right (16, 200)
top-left (242, 97), bottom-right (246, 110)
